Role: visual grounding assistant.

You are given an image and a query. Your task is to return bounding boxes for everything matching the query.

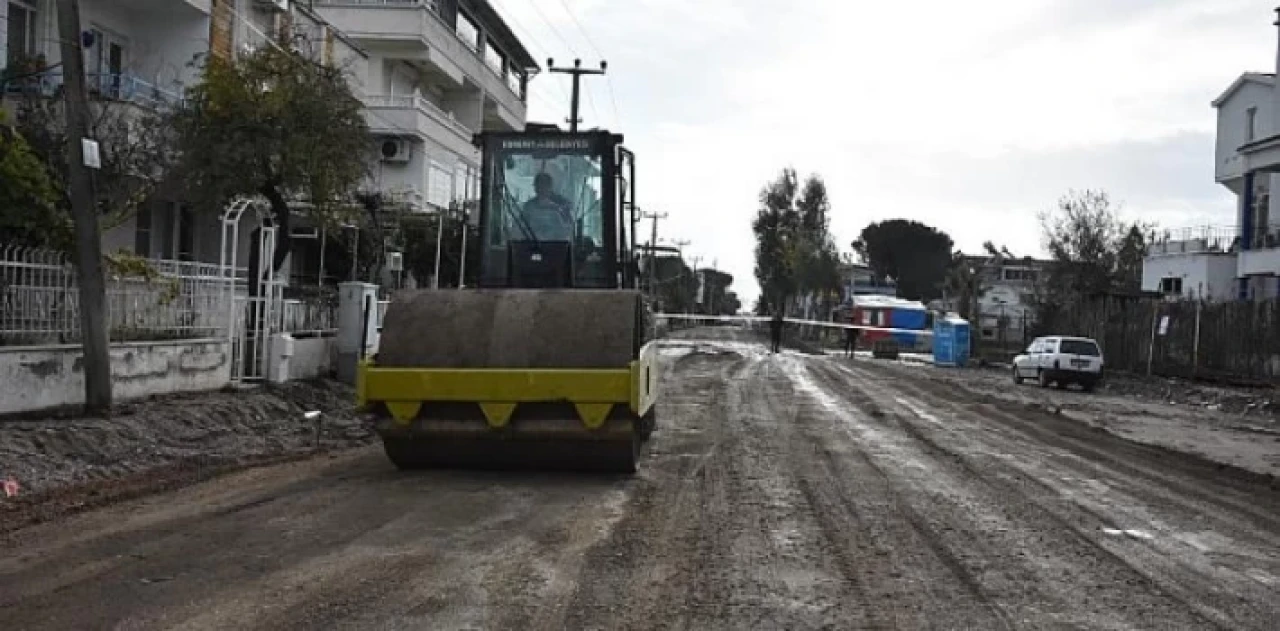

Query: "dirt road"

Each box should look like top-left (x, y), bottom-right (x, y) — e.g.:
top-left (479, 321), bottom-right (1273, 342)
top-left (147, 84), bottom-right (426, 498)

top-left (3, 329), bottom-right (1278, 630)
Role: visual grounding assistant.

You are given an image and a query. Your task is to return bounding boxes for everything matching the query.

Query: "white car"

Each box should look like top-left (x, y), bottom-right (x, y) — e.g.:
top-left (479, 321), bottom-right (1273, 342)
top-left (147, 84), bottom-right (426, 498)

top-left (1012, 336), bottom-right (1104, 392)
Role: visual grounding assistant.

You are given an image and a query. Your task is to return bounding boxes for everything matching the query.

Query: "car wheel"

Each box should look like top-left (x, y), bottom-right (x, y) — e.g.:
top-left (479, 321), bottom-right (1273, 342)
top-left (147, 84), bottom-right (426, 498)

top-left (1037, 369), bottom-right (1050, 388)
top-left (1013, 367), bottom-right (1024, 385)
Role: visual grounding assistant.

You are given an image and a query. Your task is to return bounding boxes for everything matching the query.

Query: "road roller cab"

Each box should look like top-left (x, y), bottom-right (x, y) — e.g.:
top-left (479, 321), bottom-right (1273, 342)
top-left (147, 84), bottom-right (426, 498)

top-left (356, 128), bottom-right (659, 473)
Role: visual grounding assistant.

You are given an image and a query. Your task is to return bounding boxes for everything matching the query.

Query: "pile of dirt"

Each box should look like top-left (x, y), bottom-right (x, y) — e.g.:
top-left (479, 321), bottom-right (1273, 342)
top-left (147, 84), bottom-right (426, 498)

top-left (1097, 373), bottom-right (1280, 419)
top-left (0, 380), bottom-right (373, 531)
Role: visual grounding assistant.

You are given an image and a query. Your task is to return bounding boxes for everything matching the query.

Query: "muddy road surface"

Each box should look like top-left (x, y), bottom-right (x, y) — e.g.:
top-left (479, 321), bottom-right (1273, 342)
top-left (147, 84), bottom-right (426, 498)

top-left (2, 328), bottom-right (1278, 630)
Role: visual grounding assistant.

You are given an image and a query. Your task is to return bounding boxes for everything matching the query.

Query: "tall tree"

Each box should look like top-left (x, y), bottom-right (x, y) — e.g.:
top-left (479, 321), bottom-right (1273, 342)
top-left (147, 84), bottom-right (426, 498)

top-left (170, 25), bottom-right (373, 272)
top-left (852, 219), bottom-right (953, 300)
top-left (753, 168), bottom-right (801, 313)
top-left (752, 168), bottom-right (841, 315)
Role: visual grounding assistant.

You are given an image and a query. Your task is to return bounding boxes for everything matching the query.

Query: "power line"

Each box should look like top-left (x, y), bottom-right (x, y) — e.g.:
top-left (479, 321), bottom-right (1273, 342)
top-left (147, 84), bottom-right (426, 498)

top-left (511, 0), bottom-right (613, 128)
top-left (546, 58), bottom-right (607, 132)
top-left (488, 0), bottom-right (572, 104)
top-left (552, 0), bottom-right (622, 128)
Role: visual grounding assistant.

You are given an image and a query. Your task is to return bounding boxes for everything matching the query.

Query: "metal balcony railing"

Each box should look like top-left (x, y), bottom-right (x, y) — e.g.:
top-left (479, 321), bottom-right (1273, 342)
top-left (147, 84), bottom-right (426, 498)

top-left (3, 70), bottom-right (184, 109)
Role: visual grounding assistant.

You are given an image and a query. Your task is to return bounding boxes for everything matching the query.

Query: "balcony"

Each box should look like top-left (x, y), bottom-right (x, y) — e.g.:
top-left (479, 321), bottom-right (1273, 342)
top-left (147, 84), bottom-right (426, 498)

top-left (1148, 226), bottom-right (1240, 256)
top-left (362, 93), bottom-right (476, 159)
top-left (3, 71), bottom-right (185, 110)
top-left (314, 0), bottom-right (527, 130)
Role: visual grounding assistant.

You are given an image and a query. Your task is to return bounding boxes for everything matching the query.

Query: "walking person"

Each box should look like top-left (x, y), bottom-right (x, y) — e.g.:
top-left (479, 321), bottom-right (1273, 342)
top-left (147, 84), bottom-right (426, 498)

top-left (769, 311), bottom-right (784, 354)
top-left (844, 326), bottom-right (858, 358)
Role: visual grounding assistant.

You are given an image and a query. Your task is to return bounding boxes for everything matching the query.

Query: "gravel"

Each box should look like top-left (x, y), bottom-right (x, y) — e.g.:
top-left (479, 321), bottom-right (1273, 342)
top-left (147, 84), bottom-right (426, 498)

top-left (0, 379), bottom-right (373, 532)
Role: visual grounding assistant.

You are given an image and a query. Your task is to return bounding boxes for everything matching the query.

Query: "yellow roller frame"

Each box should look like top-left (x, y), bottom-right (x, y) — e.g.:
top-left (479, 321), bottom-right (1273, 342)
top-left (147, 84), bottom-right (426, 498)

top-left (356, 342), bottom-right (658, 430)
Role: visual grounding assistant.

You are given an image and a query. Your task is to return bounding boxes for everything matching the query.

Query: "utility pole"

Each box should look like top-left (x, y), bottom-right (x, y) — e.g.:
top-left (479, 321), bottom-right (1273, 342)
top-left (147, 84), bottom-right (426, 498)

top-left (547, 58), bottom-right (606, 132)
top-left (639, 210), bottom-right (667, 300)
top-left (671, 238), bottom-right (691, 312)
top-left (57, 0), bottom-right (111, 415)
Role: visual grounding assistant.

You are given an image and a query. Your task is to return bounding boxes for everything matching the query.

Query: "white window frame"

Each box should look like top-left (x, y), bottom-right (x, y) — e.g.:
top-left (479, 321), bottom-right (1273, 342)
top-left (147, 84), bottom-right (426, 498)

top-left (427, 159), bottom-right (454, 210)
top-left (1247, 106), bottom-right (1258, 143)
top-left (7, 0), bottom-right (39, 60)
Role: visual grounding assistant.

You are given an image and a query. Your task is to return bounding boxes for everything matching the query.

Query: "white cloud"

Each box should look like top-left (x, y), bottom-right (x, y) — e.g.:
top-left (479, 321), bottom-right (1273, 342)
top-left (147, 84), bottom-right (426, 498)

top-left (494, 0), bottom-right (1274, 306)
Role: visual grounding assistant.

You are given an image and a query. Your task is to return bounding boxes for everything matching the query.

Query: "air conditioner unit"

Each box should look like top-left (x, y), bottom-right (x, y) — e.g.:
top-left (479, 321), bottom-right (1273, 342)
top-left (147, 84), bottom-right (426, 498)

top-left (290, 226), bottom-right (320, 239)
top-left (386, 251), bottom-right (404, 272)
top-left (254, 0), bottom-right (289, 12)
top-left (379, 138), bottom-right (412, 163)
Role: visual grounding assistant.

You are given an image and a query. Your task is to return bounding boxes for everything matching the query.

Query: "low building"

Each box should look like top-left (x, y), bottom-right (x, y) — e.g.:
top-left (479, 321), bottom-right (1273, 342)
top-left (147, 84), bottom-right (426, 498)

top-left (935, 253), bottom-right (1047, 344)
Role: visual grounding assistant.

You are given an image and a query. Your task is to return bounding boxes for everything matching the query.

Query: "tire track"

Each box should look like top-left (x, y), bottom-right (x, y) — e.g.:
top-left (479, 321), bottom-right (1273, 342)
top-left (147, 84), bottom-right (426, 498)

top-left (823, 357), bottom-right (1277, 630)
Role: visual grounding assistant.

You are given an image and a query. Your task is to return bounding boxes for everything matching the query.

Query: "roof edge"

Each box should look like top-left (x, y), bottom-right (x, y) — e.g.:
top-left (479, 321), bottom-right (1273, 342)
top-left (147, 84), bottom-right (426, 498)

top-left (1212, 72), bottom-right (1275, 108)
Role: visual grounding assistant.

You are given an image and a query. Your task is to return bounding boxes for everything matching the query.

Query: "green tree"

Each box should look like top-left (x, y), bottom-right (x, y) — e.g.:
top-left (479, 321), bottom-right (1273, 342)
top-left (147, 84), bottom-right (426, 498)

top-left (752, 168), bottom-right (840, 315)
top-left (0, 110), bottom-right (63, 247)
top-left (1039, 189), bottom-right (1153, 295)
top-left (852, 219), bottom-right (954, 301)
top-left (753, 168), bottom-right (801, 313)
top-left (171, 27), bottom-right (373, 272)
top-left (6, 54), bottom-right (177, 249)
top-left (1035, 189), bottom-right (1155, 332)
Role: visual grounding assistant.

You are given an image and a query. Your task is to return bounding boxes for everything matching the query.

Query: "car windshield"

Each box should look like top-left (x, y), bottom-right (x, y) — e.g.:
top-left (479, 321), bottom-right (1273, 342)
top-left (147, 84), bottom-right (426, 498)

top-left (1059, 340), bottom-right (1100, 356)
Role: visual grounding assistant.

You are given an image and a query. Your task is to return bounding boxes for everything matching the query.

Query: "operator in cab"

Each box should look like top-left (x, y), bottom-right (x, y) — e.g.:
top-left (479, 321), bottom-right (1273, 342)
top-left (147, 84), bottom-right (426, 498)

top-left (522, 172), bottom-right (574, 241)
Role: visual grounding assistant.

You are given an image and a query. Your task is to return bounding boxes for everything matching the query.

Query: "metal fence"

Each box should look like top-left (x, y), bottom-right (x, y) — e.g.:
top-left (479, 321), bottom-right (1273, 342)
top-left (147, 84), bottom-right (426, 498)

top-left (282, 297), bottom-right (338, 335)
top-left (1, 245), bottom-right (242, 346)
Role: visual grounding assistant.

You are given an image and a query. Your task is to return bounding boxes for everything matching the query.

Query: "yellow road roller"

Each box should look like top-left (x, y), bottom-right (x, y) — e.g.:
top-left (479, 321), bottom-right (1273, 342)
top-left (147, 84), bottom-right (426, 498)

top-left (356, 129), bottom-right (659, 473)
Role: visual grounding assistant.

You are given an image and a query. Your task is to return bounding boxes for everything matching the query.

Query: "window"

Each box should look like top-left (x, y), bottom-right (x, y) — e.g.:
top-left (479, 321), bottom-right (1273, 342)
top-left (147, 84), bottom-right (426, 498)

top-left (428, 160), bottom-right (453, 209)
top-left (484, 39), bottom-right (504, 75)
top-left (456, 11), bottom-right (479, 52)
top-left (134, 206), bottom-right (153, 257)
top-left (1247, 106), bottom-right (1258, 143)
top-left (7, 1), bottom-right (37, 63)
top-left (1059, 339), bottom-right (1100, 357)
top-left (85, 26), bottom-right (128, 98)
top-left (485, 146), bottom-right (605, 285)
top-left (506, 68), bottom-right (523, 95)
top-left (1002, 267), bottom-right (1038, 282)
top-left (1159, 277), bottom-right (1183, 295)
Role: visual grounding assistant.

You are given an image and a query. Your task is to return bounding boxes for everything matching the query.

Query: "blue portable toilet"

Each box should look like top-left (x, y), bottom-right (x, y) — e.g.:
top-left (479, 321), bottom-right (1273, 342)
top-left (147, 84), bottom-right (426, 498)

top-left (933, 314), bottom-right (971, 367)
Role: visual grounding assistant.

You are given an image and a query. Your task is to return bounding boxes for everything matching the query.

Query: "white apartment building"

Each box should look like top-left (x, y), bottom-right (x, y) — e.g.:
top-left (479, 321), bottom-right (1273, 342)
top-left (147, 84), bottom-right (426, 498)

top-left (314, 0), bottom-right (536, 218)
top-left (2, 0), bottom-right (534, 284)
top-left (1143, 8), bottom-right (1280, 301)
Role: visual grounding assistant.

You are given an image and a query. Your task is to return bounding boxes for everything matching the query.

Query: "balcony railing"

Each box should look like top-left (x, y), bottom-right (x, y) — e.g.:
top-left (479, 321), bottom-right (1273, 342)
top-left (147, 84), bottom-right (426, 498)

top-left (3, 70), bottom-right (184, 109)
top-left (362, 92), bottom-right (474, 141)
top-left (1146, 225), bottom-right (1280, 254)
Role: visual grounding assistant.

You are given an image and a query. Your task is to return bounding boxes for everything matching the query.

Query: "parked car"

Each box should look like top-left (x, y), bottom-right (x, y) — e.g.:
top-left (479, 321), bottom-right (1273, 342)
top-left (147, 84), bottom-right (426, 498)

top-left (1012, 336), bottom-right (1104, 391)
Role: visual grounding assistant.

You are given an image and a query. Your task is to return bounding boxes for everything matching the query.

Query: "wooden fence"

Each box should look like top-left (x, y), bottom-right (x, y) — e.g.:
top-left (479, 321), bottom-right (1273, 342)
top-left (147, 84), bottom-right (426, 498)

top-left (1044, 296), bottom-right (1280, 384)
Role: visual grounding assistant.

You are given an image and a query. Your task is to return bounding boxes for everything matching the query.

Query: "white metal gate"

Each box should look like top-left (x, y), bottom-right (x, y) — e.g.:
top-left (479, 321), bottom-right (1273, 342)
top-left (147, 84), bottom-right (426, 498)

top-left (221, 198), bottom-right (283, 383)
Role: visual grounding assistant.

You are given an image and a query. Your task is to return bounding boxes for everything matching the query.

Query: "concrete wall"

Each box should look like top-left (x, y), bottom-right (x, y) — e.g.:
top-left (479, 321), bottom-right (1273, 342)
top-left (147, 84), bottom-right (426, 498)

top-left (1142, 253), bottom-right (1238, 301)
top-left (0, 339), bottom-right (232, 416)
top-left (1216, 79), bottom-right (1274, 184)
top-left (1238, 246), bottom-right (1280, 278)
top-left (288, 335), bottom-right (336, 381)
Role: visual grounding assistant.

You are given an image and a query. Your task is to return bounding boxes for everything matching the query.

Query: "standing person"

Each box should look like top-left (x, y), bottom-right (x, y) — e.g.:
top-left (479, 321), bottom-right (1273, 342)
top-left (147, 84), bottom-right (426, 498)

top-left (844, 326), bottom-right (858, 358)
top-left (769, 311), bottom-right (784, 354)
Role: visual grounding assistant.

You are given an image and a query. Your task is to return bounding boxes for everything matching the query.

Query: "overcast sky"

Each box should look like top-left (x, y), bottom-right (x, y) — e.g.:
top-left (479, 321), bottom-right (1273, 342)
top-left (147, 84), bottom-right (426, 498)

top-left (493, 0), bottom-right (1275, 306)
